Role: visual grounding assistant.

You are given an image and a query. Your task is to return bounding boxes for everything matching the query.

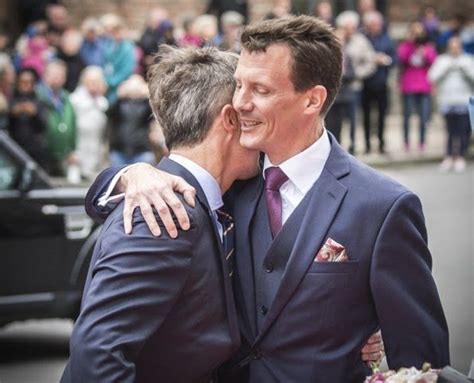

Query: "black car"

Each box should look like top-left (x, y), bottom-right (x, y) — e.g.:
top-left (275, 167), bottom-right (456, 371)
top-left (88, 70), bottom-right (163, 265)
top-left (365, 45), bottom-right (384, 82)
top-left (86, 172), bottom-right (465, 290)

top-left (0, 131), bottom-right (100, 326)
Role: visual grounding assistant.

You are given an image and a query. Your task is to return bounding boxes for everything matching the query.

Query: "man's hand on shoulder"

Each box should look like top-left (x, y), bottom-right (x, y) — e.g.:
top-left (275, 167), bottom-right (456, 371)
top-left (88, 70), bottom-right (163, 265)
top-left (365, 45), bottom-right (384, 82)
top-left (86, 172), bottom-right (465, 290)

top-left (118, 163), bottom-right (196, 238)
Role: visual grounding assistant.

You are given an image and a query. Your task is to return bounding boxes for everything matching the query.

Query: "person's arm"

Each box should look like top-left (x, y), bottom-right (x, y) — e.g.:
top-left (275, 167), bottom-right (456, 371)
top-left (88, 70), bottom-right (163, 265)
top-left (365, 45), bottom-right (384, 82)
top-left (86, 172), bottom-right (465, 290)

top-left (423, 44), bottom-right (437, 66)
top-left (85, 163), bottom-right (196, 236)
top-left (428, 56), bottom-right (450, 84)
top-left (84, 165), bottom-right (128, 223)
top-left (370, 192), bottom-right (450, 369)
top-left (352, 35), bottom-right (377, 80)
top-left (397, 42), bottom-right (412, 65)
top-left (68, 208), bottom-right (197, 382)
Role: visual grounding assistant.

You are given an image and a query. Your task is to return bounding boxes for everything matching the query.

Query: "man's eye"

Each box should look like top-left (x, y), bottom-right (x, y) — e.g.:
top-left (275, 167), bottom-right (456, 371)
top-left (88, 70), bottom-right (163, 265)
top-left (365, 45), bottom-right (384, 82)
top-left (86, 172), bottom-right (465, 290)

top-left (255, 87), bottom-right (269, 95)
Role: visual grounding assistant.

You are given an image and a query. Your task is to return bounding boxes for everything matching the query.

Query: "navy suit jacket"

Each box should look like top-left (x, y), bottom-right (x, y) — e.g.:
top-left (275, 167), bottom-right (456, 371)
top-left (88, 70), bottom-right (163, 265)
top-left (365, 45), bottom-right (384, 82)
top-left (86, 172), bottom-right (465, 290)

top-left (85, 136), bottom-right (449, 382)
top-left (63, 157), bottom-right (240, 383)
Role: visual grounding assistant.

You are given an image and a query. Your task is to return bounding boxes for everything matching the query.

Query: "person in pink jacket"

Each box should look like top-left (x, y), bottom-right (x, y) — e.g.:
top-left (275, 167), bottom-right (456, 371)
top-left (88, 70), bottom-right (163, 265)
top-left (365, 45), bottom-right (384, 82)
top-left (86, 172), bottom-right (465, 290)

top-left (397, 22), bottom-right (437, 151)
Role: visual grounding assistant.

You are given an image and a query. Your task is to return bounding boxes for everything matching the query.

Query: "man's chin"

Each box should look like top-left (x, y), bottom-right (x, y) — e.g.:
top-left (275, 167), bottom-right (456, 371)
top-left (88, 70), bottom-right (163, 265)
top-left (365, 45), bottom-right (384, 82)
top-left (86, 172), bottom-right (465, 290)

top-left (239, 134), bottom-right (261, 152)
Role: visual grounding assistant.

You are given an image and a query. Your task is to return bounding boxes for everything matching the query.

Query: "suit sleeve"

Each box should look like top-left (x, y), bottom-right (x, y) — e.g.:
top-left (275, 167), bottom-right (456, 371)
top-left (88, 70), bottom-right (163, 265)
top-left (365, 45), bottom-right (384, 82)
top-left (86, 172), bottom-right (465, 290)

top-left (85, 166), bottom-right (126, 223)
top-left (68, 210), bottom-right (197, 382)
top-left (370, 192), bottom-right (450, 369)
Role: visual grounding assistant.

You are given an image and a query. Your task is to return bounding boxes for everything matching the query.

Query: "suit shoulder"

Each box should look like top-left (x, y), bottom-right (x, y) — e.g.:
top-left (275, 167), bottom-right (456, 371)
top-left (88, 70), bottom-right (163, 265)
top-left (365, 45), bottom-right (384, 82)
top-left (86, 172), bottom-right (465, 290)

top-left (341, 156), bottom-right (419, 214)
top-left (346, 156), bottom-right (412, 197)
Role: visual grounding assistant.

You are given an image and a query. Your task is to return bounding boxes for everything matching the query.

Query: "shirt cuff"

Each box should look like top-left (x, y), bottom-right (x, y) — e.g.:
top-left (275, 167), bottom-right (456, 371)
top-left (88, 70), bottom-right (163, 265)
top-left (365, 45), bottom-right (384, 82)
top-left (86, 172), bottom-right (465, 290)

top-left (97, 165), bottom-right (133, 208)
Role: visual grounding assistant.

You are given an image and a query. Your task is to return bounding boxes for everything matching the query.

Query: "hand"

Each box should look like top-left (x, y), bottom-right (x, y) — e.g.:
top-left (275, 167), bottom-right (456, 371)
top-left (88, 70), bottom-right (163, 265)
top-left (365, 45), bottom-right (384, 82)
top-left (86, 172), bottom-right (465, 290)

top-left (120, 163), bottom-right (196, 238)
top-left (67, 152), bottom-right (79, 165)
top-left (361, 330), bottom-right (385, 365)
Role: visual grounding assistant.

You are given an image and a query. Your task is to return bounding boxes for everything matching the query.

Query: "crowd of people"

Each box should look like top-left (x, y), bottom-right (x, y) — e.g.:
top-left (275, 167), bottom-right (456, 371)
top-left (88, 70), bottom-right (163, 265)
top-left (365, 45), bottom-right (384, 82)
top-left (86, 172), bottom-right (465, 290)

top-left (0, 1), bottom-right (473, 181)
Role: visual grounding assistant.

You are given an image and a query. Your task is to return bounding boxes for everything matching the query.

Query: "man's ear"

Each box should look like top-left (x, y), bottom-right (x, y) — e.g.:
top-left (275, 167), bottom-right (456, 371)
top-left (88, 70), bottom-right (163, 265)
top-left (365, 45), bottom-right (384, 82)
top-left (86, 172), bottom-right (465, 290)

top-left (304, 85), bottom-right (327, 115)
top-left (221, 104), bottom-right (239, 133)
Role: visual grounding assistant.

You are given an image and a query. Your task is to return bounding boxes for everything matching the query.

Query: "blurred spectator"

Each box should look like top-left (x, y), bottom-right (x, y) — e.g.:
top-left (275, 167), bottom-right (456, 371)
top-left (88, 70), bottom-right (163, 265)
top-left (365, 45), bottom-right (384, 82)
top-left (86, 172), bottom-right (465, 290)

top-left (265, 0), bottom-right (292, 20)
top-left (8, 68), bottom-right (49, 168)
top-left (398, 22), bottom-right (437, 152)
top-left (438, 13), bottom-right (474, 54)
top-left (206, 0), bottom-right (248, 26)
top-left (20, 21), bottom-right (51, 77)
top-left (0, 30), bottom-right (12, 57)
top-left (138, 7), bottom-right (171, 72)
top-left (0, 54), bottom-right (15, 131)
top-left (419, 6), bottom-right (440, 45)
top-left (358, 0), bottom-right (376, 19)
top-left (193, 15), bottom-right (219, 46)
top-left (101, 15), bottom-right (136, 105)
top-left (46, 3), bottom-right (69, 36)
top-left (57, 29), bottom-right (85, 92)
top-left (429, 36), bottom-right (474, 173)
top-left (362, 11), bottom-right (395, 154)
top-left (37, 60), bottom-right (76, 176)
top-left (214, 11), bottom-right (244, 53)
top-left (336, 10), bottom-right (376, 154)
top-left (325, 28), bottom-right (355, 145)
top-left (45, 4), bottom-right (69, 51)
top-left (107, 74), bottom-right (154, 167)
top-left (70, 66), bottom-right (108, 179)
top-left (79, 18), bottom-right (106, 67)
top-left (178, 16), bottom-right (204, 48)
top-left (312, 1), bottom-right (334, 26)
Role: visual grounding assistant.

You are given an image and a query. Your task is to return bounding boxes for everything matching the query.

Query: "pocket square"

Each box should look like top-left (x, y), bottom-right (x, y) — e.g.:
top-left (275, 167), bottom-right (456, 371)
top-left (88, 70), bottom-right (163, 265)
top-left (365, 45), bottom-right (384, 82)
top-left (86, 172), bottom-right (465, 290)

top-left (314, 238), bottom-right (348, 262)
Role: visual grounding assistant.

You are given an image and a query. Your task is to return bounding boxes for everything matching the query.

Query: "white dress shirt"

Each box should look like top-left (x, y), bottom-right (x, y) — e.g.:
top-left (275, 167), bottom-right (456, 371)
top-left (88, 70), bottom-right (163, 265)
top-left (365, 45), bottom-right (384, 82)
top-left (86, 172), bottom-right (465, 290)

top-left (262, 129), bottom-right (331, 224)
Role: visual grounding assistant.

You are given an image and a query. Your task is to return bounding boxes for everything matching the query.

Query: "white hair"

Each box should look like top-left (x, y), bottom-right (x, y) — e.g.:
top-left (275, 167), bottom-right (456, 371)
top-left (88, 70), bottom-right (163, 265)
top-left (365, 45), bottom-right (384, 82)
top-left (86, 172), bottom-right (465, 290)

top-left (335, 10), bottom-right (360, 28)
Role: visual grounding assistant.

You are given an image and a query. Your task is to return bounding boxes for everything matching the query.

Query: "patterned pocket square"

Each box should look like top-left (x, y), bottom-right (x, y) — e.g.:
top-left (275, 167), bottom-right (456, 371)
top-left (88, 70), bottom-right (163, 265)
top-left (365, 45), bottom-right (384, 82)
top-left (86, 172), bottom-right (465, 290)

top-left (314, 238), bottom-right (348, 262)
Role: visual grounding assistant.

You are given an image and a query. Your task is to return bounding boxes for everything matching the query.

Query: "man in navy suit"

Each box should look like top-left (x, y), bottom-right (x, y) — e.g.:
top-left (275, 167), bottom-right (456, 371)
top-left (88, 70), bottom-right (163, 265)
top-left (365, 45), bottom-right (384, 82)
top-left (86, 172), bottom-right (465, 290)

top-left (85, 16), bottom-right (449, 382)
top-left (61, 46), bottom-right (260, 382)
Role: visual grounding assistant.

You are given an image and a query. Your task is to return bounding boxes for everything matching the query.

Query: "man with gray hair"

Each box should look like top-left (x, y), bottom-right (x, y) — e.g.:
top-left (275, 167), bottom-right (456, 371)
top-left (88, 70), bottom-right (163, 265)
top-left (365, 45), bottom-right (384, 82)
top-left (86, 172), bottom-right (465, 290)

top-left (61, 45), bottom-right (259, 382)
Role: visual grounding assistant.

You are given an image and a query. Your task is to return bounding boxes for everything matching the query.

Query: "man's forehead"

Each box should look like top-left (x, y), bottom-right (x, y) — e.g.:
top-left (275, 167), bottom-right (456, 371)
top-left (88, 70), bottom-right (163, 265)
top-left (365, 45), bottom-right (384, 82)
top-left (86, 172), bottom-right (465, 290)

top-left (235, 45), bottom-right (292, 74)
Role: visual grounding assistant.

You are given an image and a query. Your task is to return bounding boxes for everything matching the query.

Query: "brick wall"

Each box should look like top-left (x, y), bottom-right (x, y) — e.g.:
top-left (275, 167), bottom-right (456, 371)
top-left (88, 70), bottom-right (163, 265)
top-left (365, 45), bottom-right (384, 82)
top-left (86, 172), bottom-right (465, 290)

top-left (57, 0), bottom-right (474, 35)
top-left (62, 0), bottom-right (275, 33)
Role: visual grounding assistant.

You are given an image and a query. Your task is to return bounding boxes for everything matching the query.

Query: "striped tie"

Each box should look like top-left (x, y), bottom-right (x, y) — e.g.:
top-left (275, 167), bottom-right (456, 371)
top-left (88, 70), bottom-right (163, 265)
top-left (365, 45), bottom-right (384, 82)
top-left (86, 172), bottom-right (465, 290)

top-left (216, 209), bottom-right (234, 278)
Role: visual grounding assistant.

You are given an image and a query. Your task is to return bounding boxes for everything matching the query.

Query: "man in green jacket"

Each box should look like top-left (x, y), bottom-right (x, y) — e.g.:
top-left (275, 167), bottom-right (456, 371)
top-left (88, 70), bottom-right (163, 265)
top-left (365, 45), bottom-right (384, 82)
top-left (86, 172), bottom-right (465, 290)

top-left (37, 59), bottom-right (76, 176)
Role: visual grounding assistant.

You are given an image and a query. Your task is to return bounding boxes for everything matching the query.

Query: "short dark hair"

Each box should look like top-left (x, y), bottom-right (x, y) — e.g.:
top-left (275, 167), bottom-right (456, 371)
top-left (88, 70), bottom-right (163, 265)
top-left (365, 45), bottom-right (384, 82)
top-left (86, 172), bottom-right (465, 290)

top-left (147, 45), bottom-right (238, 150)
top-left (240, 15), bottom-right (342, 116)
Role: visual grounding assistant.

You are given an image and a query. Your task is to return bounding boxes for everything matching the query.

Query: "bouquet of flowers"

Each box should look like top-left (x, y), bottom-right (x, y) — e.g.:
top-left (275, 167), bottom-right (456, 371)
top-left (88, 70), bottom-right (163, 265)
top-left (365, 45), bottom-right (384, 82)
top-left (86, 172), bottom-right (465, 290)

top-left (365, 362), bottom-right (440, 383)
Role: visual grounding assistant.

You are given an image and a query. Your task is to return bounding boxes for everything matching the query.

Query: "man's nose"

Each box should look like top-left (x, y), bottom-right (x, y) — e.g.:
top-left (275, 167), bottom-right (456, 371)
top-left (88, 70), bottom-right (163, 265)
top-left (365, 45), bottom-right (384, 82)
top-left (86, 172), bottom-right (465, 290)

top-left (233, 88), bottom-right (253, 112)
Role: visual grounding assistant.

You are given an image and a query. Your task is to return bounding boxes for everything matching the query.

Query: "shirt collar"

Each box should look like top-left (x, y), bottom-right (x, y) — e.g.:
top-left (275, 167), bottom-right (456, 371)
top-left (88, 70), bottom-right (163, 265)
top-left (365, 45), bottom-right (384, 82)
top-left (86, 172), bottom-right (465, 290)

top-left (263, 129), bottom-right (331, 194)
top-left (169, 153), bottom-right (223, 212)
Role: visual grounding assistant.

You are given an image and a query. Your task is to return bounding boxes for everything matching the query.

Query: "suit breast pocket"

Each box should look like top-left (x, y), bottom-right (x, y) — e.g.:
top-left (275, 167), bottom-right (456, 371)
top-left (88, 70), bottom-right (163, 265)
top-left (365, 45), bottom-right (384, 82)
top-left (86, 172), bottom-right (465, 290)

top-left (307, 260), bottom-right (359, 274)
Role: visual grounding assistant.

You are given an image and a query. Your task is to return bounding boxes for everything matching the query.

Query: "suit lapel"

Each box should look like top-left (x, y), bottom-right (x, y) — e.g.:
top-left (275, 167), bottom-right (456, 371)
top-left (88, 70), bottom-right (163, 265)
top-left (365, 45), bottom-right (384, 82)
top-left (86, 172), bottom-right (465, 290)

top-left (233, 174), bottom-right (263, 341)
top-left (254, 139), bottom-right (351, 344)
top-left (157, 157), bottom-right (240, 344)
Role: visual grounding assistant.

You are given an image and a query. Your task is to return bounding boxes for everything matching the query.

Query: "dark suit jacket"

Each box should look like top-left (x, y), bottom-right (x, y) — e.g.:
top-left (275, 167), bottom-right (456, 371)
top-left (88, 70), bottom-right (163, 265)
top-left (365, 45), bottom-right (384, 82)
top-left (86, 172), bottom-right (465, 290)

top-left (85, 136), bottom-right (449, 383)
top-left (63, 157), bottom-right (240, 383)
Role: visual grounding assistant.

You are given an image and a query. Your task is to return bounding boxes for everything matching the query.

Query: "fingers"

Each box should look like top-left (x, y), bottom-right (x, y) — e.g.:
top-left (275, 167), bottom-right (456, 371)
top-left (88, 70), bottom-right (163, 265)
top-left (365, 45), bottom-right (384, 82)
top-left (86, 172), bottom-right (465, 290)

top-left (123, 204), bottom-right (136, 235)
top-left (362, 341), bottom-right (384, 354)
top-left (366, 330), bottom-right (382, 344)
top-left (153, 199), bottom-right (178, 238)
top-left (362, 330), bottom-right (384, 364)
top-left (183, 190), bottom-right (196, 208)
top-left (161, 189), bottom-right (190, 231)
top-left (173, 176), bottom-right (196, 208)
top-left (362, 350), bottom-right (385, 362)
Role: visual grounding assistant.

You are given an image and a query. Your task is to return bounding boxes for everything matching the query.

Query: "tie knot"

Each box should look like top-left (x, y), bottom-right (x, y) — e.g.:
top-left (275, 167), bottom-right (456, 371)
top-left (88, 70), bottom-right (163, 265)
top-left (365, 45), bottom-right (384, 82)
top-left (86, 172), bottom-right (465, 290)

top-left (264, 166), bottom-right (288, 191)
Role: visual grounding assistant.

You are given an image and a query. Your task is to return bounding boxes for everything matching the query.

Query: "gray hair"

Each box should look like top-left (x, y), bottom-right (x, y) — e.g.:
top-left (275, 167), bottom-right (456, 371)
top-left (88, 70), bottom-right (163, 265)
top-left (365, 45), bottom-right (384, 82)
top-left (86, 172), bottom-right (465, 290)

top-left (147, 45), bottom-right (238, 150)
top-left (335, 10), bottom-right (360, 28)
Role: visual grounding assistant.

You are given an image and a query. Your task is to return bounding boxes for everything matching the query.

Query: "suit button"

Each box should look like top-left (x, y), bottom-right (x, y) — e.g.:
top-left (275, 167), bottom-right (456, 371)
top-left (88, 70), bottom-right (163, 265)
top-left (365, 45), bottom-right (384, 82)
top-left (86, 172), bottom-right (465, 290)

top-left (260, 305), bottom-right (268, 315)
top-left (252, 348), bottom-right (262, 359)
top-left (264, 263), bottom-right (273, 273)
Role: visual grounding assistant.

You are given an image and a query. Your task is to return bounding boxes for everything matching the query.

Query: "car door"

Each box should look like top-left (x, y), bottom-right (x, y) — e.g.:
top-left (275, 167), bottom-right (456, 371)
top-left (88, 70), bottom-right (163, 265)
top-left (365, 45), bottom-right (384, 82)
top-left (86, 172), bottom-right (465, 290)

top-left (0, 133), bottom-right (91, 317)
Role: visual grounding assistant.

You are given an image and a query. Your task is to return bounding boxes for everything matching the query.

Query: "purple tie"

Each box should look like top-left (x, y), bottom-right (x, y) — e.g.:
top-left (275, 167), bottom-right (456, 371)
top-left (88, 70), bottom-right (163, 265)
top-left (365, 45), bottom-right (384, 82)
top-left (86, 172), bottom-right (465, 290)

top-left (264, 166), bottom-right (289, 238)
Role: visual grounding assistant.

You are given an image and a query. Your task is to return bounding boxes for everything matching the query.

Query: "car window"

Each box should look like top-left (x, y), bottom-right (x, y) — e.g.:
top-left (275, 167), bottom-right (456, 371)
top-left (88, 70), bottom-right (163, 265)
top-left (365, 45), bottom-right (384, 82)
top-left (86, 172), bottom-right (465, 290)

top-left (0, 147), bottom-right (21, 190)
